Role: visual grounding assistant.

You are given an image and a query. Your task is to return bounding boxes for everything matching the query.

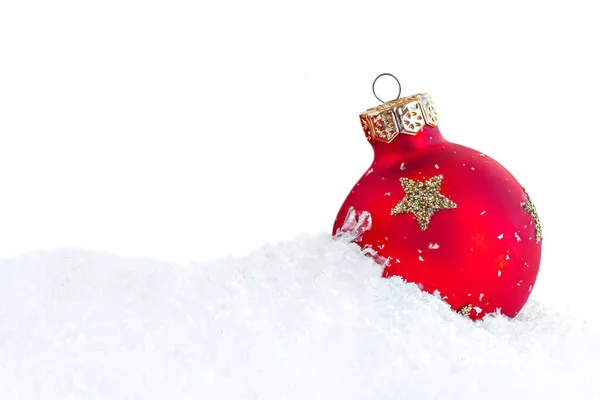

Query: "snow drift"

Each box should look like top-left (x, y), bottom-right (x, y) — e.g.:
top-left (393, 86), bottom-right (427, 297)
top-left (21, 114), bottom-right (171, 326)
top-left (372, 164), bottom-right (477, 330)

top-left (0, 233), bottom-right (598, 399)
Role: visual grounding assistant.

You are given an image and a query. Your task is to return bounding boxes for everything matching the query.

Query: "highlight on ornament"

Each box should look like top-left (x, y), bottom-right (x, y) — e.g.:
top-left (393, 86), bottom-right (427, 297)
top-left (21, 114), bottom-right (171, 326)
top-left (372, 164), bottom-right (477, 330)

top-left (333, 73), bottom-right (542, 320)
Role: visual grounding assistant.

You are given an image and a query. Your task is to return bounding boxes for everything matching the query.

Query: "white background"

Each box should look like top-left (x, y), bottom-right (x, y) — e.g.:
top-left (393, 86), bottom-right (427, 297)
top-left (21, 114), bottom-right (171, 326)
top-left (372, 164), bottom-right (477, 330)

top-left (1, 0), bottom-right (598, 310)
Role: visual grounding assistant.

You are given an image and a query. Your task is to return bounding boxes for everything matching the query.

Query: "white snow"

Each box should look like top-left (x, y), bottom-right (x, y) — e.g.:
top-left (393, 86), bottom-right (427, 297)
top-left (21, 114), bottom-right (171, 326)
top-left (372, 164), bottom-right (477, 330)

top-left (1, 233), bottom-right (599, 399)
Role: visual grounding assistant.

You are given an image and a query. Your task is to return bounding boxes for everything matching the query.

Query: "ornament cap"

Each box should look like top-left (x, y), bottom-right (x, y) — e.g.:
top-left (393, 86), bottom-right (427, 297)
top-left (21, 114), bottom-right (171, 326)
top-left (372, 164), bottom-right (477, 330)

top-left (360, 93), bottom-right (439, 143)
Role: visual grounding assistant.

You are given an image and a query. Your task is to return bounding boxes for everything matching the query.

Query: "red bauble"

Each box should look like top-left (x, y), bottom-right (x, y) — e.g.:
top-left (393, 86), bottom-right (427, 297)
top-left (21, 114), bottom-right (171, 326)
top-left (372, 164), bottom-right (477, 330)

top-left (332, 93), bottom-right (542, 320)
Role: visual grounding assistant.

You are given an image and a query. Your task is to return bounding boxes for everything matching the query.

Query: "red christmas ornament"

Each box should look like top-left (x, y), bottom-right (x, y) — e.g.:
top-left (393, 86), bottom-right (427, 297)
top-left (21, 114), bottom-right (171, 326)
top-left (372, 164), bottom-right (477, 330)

top-left (332, 77), bottom-right (542, 320)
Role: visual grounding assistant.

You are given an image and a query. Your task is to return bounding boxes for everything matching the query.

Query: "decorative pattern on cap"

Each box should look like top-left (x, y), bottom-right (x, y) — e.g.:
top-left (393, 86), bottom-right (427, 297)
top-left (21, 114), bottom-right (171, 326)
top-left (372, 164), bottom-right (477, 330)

top-left (360, 93), bottom-right (438, 143)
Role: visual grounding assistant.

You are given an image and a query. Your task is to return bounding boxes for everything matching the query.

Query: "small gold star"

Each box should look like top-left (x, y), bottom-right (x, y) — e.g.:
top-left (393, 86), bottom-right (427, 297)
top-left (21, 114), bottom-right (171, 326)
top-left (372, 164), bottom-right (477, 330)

top-left (521, 187), bottom-right (542, 242)
top-left (391, 175), bottom-right (457, 230)
top-left (457, 304), bottom-right (472, 317)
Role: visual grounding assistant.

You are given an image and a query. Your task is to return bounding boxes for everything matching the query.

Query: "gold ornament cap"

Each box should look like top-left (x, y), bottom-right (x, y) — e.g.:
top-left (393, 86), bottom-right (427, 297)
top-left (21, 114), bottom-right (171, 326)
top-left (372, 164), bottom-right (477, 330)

top-left (360, 93), bottom-right (439, 143)
top-left (360, 74), bottom-right (438, 143)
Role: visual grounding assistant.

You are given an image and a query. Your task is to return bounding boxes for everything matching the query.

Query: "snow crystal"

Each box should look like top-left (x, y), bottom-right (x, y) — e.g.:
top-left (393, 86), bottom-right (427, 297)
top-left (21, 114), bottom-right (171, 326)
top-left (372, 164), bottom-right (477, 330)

top-left (400, 163), bottom-right (406, 170)
top-left (497, 234), bottom-right (504, 239)
top-left (334, 206), bottom-right (372, 243)
top-left (0, 234), bottom-right (598, 399)
top-left (480, 210), bottom-right (486, 215)
top-left (434, 164), bottom-right (439, 169)
top-left (428, 243), bottom-right (440, 250)
top-left (498, 270), bottom-right (502, 277)
top-left (515, 232), bottom-right (521, 242)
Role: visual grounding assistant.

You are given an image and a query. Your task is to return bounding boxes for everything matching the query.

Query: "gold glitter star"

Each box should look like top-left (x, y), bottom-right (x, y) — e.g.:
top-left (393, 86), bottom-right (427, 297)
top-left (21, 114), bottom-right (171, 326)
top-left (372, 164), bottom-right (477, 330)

top-left (457, 304), bottom-right (472, 317)
top-left (521, 186), bottom-right (542, 242)
top-left (391, 175), bottom-right (457, 230)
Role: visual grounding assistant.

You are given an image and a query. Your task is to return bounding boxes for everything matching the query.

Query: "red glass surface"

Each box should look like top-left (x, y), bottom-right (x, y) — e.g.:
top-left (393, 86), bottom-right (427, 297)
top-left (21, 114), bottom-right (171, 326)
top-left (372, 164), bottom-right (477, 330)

top-left (332, 125), bottom-right (542, 319)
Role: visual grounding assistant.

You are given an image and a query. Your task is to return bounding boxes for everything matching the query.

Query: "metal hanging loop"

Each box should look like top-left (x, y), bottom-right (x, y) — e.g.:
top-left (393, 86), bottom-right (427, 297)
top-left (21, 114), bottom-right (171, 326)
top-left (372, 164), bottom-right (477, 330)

top-left (372, 73), bottom-right (402, 104)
